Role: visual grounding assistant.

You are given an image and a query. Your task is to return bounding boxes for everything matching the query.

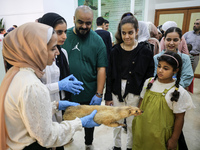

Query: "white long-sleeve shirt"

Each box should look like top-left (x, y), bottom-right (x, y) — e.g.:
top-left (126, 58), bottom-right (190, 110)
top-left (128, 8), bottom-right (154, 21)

top-left (41, 62), bottom-right (62, 122)
top-left (41, 48), bottom-right (69, 122)
top-left (5, 68), bottom-right (82, 150)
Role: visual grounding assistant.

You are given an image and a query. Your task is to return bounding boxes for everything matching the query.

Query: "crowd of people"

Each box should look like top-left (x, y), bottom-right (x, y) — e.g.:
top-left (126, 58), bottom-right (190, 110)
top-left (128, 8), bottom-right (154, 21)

top-left (0, 4), bottom-right (199, 150)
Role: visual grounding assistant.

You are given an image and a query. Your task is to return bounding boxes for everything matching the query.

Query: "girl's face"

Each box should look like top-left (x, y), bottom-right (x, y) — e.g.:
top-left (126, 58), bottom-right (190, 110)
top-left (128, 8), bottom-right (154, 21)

top-left (54, 23), bottom-right (67, 45)
top-left (121, 23), bottom-right (138, 46)
top-left (47, 33), bottom-right (58, 65)
top-left (157, 61), bottom-right (178, 83)
top-left (164, 32), bottom-right (181, 53)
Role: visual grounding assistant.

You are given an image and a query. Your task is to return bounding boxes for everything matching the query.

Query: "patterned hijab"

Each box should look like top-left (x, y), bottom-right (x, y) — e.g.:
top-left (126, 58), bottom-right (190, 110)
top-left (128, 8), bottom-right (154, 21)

top-left (0, 22), bottom-right (53, 149)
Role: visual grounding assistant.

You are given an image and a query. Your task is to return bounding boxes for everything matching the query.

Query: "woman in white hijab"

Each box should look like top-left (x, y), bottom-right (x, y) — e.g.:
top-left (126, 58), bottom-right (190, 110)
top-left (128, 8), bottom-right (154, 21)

top-left (137, 21), bottom-right (150, 43)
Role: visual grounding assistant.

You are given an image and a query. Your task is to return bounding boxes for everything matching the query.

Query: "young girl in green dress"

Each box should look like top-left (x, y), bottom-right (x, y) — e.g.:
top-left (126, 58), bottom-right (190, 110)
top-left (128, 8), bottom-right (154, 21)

top-left (132, 51), bottom-right (195, 150)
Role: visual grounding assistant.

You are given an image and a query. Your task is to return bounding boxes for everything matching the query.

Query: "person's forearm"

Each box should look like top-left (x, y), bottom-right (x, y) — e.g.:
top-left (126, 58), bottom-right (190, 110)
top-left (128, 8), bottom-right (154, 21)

top-left (138, 98), bottom-right (143, 108)
top-left (171, 113), bottom-right (185, 141)
top-left (96, 67), bottom-right (106, 94)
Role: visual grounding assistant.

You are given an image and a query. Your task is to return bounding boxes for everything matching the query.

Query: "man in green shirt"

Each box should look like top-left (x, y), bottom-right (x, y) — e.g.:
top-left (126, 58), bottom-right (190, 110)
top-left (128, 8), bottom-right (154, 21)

top-left (62, 5), bottom-right (107, 150)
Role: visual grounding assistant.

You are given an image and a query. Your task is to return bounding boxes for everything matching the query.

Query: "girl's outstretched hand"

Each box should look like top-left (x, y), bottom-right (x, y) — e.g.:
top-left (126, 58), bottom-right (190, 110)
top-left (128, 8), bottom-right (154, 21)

top-left (166, 137), bottom-right (178, 150)
top-left (105, 100), bottom-right (113, 106)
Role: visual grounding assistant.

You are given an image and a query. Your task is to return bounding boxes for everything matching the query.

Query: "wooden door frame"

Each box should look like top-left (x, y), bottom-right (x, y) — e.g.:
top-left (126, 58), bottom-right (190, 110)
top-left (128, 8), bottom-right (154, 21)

top-left (186, 8), bottom-right (200, 31)
top-left (154, 6), bottom-right (200, 34)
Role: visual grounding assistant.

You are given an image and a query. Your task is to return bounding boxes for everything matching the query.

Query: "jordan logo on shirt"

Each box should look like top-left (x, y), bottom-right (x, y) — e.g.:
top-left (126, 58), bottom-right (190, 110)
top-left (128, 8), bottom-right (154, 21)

top-left (72, 42), bottom-right (80, 51)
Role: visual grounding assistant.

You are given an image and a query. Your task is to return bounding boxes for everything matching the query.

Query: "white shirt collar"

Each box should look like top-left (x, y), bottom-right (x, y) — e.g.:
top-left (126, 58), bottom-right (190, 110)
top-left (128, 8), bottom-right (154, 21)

top-left (96, 27), bottom-right (103, 30)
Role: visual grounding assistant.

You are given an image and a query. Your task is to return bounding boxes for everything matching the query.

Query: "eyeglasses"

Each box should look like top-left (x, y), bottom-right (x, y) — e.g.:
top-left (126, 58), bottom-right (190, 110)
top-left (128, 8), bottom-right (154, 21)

top-left (55, 29), bottom-right (67, 35)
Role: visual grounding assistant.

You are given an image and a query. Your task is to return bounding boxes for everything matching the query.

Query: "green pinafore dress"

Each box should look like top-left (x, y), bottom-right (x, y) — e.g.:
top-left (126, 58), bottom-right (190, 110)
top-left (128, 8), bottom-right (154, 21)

top-left (132, 85), bottom-right (178, 150)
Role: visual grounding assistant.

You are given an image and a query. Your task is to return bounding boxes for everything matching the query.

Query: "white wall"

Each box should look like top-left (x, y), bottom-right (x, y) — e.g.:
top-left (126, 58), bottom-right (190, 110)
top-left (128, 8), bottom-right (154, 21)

top-left (0, 0), bottom-right (44, 30)
top-left (0, 0), bottom-right (44, 85)
top-left (43, 0), bottom-right (78, 28)
top-left (0, 0), bottom-right (77, 85)
top-left (144, 0), bottom-right (156, 23)
top-left (0, 0), bottom-right (78, 30)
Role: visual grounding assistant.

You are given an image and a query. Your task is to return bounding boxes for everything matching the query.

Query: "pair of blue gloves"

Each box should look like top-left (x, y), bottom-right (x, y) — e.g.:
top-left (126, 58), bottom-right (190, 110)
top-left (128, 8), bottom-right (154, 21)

top-left (58, 74), bottom-right (102, 105)
top-left (58, 101), bottom-right (100, 128)
top-left (58, 74), bottom-right (84, 95)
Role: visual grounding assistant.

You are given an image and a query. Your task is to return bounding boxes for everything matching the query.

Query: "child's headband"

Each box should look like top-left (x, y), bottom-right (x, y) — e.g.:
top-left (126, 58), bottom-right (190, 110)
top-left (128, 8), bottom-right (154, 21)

top-left (161, 54), bottom-right (179, 67)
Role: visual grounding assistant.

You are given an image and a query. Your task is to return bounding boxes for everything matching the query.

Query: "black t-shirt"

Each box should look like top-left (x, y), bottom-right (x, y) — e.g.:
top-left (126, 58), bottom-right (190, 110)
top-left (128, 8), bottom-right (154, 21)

top-left (120, 46), bottom-right (135, 79)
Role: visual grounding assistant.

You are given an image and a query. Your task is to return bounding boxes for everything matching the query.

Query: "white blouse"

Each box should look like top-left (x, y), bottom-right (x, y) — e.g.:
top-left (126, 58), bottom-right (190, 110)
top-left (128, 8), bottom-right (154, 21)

top-left (140, 78), bottom-right (195, 113)
top-left (5, 68), bottom-right (82, 150)
top-left (41, 48), bottom-right (69, 123)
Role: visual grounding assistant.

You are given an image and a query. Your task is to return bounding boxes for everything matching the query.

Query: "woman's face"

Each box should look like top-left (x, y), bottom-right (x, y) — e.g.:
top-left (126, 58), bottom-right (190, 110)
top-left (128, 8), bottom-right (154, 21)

top-left (121, 23), bottom-right (138, 46)
top-left (54, 23), bottom-right (67, 45)
top-left (164, 32), bottom-right (181, 53)
top-left (47, 33), bottom-right (58, 65)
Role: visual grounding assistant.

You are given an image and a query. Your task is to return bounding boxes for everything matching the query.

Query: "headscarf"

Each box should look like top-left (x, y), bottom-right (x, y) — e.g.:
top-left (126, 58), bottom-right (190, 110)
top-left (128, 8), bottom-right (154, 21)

top-left (162, 21), bottom-right (177, 32)
top-left (39, 12), bottom-right (71, 100)
top-left (137, 21), bottom-right (150, 42)
top-left (39, 12), bottom-right (65, 28)
top-left (0, 22), bottom-right (53, 149)
top-left (146, 22), bottom-right (158, 38)
top-left (146, 22), bottom-right (161, 55)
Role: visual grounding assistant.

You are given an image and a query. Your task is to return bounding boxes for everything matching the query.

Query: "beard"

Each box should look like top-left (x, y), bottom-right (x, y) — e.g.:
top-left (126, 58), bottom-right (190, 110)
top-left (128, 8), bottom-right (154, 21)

top-left (75, 26), bottom-right (90, 39)
top-left (193, 26), bottom-right (200, 32)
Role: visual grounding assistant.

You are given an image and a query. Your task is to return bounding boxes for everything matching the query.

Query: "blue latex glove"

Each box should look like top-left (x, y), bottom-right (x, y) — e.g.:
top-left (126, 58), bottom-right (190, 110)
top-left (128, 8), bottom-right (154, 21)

top-left (58, 100), bottom-right (80, 110)
top-left (89, 95), bottom-right (102, 105)
top-left (72, 75), bottom-right (79, 82)
top-left (58, 74), bottom-right (84, 95)
top-left (80, 110), bottom-right (100, 128)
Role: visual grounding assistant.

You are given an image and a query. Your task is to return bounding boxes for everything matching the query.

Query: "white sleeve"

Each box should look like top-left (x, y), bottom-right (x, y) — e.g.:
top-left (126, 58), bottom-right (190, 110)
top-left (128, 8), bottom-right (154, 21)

top-left (45, 82), bottom-right (59, 94)
top-left (110, 32), bottom-right (113, 43)
top-left (20, 83), bottom-right (82, 147)
top-left (140, 78), bottom-right (149, 98)
top-left (41, 65), bottom-right (60, 94)
top-left (61, 48), bottom-right (69, 65)
top-left (165, 86), bottom-right (195, 113)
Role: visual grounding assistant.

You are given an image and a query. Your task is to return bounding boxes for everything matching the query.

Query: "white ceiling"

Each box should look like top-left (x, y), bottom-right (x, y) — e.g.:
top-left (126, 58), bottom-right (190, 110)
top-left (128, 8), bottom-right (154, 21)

top-left (155, 0), bottom-right (192, 4)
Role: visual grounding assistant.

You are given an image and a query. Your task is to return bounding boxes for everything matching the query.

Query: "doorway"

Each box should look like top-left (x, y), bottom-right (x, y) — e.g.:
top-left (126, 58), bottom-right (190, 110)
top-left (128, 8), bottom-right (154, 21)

top-left (154, 6), bottom-right (200, 34)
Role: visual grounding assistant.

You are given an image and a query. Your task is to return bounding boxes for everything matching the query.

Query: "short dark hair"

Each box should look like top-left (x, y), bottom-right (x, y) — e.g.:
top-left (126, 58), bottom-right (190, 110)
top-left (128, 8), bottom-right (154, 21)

top-left (0, 28), bottom-right (5, 33)
top-left (13, 25), bottom-right (17, 28)
top-left (104, 19), bottom-right (109, 24)
top-left (96, 17), bottom-right (105, 26)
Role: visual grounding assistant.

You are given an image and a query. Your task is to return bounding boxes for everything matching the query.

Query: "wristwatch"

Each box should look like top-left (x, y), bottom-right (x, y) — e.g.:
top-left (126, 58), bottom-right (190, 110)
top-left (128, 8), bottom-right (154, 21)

top-left (96, 92), bottom-right (103, 98)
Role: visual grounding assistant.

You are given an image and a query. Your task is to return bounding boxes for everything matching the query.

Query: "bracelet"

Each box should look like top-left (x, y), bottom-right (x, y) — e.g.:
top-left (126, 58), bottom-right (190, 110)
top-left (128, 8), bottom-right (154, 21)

top-left (96, 92), bottom-right (103, 98)
top-left (53, 101), bottom-right (59, 112)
